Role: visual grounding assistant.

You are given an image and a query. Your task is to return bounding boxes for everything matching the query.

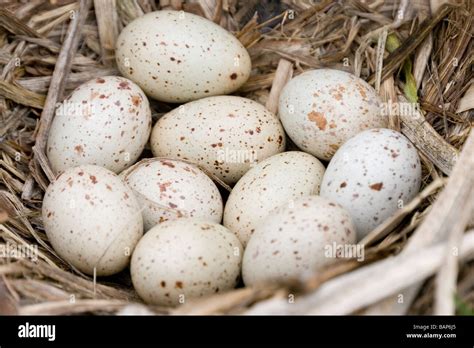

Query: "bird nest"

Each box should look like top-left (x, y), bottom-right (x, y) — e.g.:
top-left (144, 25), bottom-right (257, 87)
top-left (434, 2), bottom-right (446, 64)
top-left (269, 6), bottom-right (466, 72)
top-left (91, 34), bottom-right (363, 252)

top-left (0, 0), bottom-right (473, 315)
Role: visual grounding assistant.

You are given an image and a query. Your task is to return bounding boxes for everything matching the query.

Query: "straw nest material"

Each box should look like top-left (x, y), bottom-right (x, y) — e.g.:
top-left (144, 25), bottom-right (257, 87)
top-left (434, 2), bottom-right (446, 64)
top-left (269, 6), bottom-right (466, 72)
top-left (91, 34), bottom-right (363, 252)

top-left (0, 0), bottom-right (473, 315)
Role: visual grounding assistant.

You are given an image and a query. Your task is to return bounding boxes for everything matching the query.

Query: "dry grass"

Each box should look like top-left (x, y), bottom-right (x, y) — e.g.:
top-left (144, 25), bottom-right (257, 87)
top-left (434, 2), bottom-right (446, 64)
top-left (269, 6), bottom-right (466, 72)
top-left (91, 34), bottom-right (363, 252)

top-left (0, 0), bottom-right (472, 315)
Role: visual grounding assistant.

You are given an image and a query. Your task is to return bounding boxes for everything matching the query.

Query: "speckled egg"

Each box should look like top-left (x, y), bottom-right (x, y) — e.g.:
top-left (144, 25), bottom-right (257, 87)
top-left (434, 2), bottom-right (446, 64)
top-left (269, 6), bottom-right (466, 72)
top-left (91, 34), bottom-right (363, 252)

top-left (121, 158), bottom-right (223, 231)
top-left (42, 165), bottom-right (143, 276)
top-left (320, 128), bottom-right (422, 240)
top-left (150, 96), bottom-right (286, 184)
top-left (131, 219), bottom-right (243, 306)
top-left (223, 151), bottom-right (325, 247)
top-left (116, 10), bottom-right (251, 103)
top-left (242, 195), bottom-right (356, 286)
top-left (279, 69), bottom-right (386, 160)
top-left (47, 76), bottom-right (152, 174)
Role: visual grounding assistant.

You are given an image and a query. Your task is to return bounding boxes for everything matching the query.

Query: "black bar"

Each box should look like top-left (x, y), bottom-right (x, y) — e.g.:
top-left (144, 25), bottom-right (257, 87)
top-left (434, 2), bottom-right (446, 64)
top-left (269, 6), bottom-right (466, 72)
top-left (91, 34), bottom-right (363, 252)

top-left (0, 315), bottom-right (472, 346)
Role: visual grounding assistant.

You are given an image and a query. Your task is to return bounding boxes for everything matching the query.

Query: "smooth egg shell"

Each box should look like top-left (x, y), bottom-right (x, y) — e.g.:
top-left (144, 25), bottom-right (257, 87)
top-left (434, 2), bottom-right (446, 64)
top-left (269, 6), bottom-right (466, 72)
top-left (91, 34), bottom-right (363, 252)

top-left (116, 10), bottom-right (251, 103)
top-left (223, 151), bottom-right (325, 247)
top-left (131, 219), bottom-right (242, 306)
top-left (243, 196), bottom-right (356, 286)
top-left (320, 128), bottom-right (421, 240)
top-left (150, 96), bottom-right (286, 184)
top-left (121, 158), bottom-right (223, 231)
top-left (42, 165), bottom-right (143, 276)
top-left (279, 68), bottom-right (386, 160)
top-left (47, 76), bottom-right (152, 174)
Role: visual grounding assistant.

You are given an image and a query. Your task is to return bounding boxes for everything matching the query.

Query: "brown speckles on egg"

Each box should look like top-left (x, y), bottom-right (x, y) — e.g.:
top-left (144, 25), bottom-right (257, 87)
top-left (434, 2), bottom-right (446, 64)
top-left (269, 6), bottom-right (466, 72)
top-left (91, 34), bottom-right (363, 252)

top-left (369, 182), bottom-right (383, 191)
top-left (307, 111), bottom-right (327, 130)
top-left (118, 81), bottom-right (131, 90)
top-left (160, 160), bottom-right (175, 168)
top-left (159, 182), bottom-right (171, 193)
top-left (66, 178), bottom-right (74, 187)
top-left (131, 95), bottom-right (141, 106)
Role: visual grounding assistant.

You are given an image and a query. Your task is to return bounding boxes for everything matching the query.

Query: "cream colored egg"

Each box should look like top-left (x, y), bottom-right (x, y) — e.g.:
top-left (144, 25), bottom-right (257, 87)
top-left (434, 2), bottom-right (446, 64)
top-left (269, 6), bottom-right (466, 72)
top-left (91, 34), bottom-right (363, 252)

top-left (320, 129), bottom-right (422, 240)
top-left (116, 10), bottom-right (251, 103)
top-left (223, 151), bottom-right (325, 247)
top-left (42, 165), bottom-right (143, 276)
top-left (47, 76), bottom-right (152, 174)
top-left (121, 158), bottom-right (223, 231)
top-left (279, 68), bottom-right (386, 160)
top-left (242, 196), bottom-right (357, 286)
top-left (150, 96), bottom-right (286, 184)
top-left (131, 219), bottom-right (242, 306)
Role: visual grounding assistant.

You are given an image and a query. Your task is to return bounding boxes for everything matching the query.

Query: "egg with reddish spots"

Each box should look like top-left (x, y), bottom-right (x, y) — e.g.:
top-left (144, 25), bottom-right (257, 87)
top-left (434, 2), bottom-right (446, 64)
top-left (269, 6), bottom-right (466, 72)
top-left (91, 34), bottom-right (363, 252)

top-left (121, 158), bottom-right (223, 231)
top-left (47, 76), bottom-right (151, 174)
top-left (224, 151), bottom-right (325, 247)
top-left (131, 218), bottom-right (243, 306)
top-left (150, 96), bottom-right (286, 184)
top-left (279, 69), bottom-right (386, 160)
top-left (115, 10), bottom-right (251, 103)
top-left (320, 129), bottom-right (421, 240)
top-left (42, 165), bottom-right (143, 276)
top-left (242, 196), bottom-right (356, 286)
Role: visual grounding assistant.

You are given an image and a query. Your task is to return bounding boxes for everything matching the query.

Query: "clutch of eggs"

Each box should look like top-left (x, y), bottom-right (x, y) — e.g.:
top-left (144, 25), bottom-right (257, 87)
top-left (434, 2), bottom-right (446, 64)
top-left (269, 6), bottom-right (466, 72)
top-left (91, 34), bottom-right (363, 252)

top-left (40, 6), bottom-right (427, 308)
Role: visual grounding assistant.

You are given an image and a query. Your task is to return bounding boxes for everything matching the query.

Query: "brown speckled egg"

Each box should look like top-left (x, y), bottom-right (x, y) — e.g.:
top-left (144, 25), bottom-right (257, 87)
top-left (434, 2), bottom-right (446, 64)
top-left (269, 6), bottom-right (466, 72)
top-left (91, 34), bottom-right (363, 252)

top-left (150, 96), bottom-right (286, 184)
top-left (121, 158), bottom-right (223, 231)
top-left (42, 165), bottom-right (143, 276)
top-left (223, 151), bottom-right (325, 247)
top-left (47, 76), bottom-right (151, 174)
top-left (279, 69), bottom-right (386, 160)
top-left (131, 219), bottom-right (243, 306)
top-left (116, 10), bottom-right (251, 103)
top-left (242, 196), bottom-right (356, 286)
top-left (320, 128), bottom-right (422, 240)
